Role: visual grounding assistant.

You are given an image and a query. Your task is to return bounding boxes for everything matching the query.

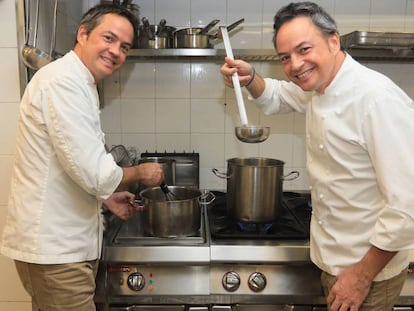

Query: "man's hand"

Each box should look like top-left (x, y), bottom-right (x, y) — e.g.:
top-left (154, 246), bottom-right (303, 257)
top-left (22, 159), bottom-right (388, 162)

top-left (327, 265), bottom-right (371, 311)
top-left (103, 191), bottom-right (140, 220)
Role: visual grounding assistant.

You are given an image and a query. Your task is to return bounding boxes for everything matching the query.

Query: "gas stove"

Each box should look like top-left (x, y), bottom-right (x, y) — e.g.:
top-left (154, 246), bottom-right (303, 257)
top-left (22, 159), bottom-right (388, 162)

top-left (95, 152), bottom-right (414, 310)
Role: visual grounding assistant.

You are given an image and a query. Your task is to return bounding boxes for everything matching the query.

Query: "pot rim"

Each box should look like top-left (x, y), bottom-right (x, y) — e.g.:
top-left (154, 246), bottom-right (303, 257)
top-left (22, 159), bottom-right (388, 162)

top-left (227, 157), bottom-right (285, 167)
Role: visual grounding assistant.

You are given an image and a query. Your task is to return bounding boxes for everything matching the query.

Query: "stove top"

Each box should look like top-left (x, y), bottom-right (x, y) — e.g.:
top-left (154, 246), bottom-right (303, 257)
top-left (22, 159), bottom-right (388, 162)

top-left (208, 191), bottom-right (312, 240)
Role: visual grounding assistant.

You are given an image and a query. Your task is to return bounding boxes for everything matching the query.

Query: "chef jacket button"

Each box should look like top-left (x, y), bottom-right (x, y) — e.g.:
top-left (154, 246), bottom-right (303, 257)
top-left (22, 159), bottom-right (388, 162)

top-left (319, 193), bottom-right (324, 200)
top-left (309, 185), bottom-right (312, 190)
top-left (318, 220), bottom-right (323, 225)
top-left (319, 144), bottom-right (324, 150)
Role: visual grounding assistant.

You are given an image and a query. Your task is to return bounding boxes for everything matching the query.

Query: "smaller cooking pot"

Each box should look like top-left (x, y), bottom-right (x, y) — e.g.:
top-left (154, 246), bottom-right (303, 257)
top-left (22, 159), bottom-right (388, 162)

top-left (138, 24), bottom-right (176, 49)
top-left (139, 186), bottom-right (215, 237)
top-left (174, 18), bottom-right (244, 48)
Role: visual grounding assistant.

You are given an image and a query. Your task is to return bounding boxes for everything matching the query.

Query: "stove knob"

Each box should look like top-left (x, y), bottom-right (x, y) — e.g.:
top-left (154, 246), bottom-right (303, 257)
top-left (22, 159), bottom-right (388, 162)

top-left (222, 271), bottom-right (240, 292)
top-left (248, 272), bottom-right (266, 292)
top-left (127, 272), bottom-right (145, 291)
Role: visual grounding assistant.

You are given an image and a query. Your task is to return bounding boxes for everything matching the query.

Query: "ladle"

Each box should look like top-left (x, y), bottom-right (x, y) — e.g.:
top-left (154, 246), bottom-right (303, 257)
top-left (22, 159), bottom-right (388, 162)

top-left (220, 26), bottom-right (270, 143)
top-left (21, 0), bottom-right (57, 70)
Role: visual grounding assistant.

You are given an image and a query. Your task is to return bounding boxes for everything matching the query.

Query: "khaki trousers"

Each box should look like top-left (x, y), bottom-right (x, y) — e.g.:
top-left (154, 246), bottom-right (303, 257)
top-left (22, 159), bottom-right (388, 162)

top-left (321, 268), bottom-right (407, 311)
top-left (15, 260), bottom-right (99, 311)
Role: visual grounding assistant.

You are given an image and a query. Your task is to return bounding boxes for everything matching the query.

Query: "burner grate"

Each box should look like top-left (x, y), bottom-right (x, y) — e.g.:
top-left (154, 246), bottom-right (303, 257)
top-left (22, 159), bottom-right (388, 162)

top-left (208, 191), bottom-right (311, 240)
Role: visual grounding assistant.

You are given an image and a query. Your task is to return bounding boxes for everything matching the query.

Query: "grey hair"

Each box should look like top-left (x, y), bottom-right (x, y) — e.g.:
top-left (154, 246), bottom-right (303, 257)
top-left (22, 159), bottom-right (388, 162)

top-left (272, 2), bottom-right (340, 50)
top-left (76, 3), bottom-right (140, 48)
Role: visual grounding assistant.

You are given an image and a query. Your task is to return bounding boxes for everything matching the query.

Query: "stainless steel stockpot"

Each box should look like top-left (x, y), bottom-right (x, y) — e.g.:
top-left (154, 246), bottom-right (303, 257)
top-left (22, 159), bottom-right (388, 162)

top-left (139, 186), bottom-right (214, 237)
top-left (213, 157), bottom-right (299, 223)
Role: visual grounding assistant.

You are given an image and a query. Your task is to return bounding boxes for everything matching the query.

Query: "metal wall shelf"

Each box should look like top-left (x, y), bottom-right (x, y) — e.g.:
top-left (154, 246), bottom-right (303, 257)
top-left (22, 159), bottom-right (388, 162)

top-left (126, 48), bottom-right (280, 62)
top-left (126, 47), bottom-right (414, 63)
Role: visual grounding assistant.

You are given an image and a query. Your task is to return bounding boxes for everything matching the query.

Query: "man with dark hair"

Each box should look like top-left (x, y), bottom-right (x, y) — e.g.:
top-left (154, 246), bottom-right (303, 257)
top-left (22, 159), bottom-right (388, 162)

top-left (1, 3), bottom-right (162, 310)
top-left (221, 2), bottom-right (414, 310)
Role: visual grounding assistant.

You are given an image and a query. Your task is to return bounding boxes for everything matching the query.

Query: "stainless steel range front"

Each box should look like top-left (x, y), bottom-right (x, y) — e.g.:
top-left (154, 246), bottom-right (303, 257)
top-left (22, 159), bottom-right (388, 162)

top-left (95, 153), bottom-right (414, 311)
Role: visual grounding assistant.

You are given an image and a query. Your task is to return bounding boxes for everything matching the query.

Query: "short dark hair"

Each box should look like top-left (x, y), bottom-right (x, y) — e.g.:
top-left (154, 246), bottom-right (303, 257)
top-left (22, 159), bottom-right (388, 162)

top-left (272, 2), bottom-right (339, 50)
top-left (76, 3), bottom-right (140, 48)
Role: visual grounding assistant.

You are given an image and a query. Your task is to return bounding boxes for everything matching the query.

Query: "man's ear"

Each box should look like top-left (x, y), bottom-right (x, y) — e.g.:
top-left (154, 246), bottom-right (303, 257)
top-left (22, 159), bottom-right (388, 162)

top-left (76, 25), bottom-right (88, 46)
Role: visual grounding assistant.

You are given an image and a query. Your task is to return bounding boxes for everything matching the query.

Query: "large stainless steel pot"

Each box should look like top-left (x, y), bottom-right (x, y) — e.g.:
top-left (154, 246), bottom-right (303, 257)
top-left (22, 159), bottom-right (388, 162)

top-left (213, 157), bottom-right (299, 223)
top-left (139, 186), bottom-right (204, 237)
top-left (174, 18), bottom-right (244, 48)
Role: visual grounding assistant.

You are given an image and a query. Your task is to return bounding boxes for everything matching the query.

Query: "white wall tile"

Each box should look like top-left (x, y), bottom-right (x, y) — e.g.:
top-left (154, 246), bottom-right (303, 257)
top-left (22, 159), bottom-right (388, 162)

top-left (334, 0), bottom-right (371, 34)
top-left (406, 0), bottom-right (414, 32)
top-left (0, 103), bottom-right (19, 154)
top-left (200, 167), bottom-right (225, 190)
top-left (190, 63), bottom-right (226, 99)
top-left (369, 0), bottom-right (406, 31)
top-left (135, 0), bottom-right (155, 23)
top-left (224, 99), bottom-right (261, 132)
top-left (155, 98), bottom-right (190, 132)
top-left (191, 99), bottom-right (225, 133)
top-left (120, 62), bottom-right (156, 98)
top-left (155, 62), bottom-right (190, 98)
top-left (100, 98), bottom-right (122, 133)
top-left (103, 71), bottom-right (121, 98)
top-left (224, 133), bottom-right (260, 160)
top-left (104, 133), bottom-right (123, 149)
top-left (260, 113), bottom-right (294, 134)
top-left (191, 133), bottom-right (225, 167)
top-left (155, 0), bottom-right (191, 28)
top-left (258, 133), bottom-right (294, 166)
top-left (292, 134), bottom-right (306, 167)
top-left (0, 0), bottom-right (17, 47)
top-left (0, 49), bottom-right (20, 102)
top-left (190, 0), bottom-right (227, 27)
top-left (122, 133), bottom-right (156, 154)
top-left (156, 133), bottom-right (190, 152)
top-left (122, 99), bottom-right (156, 132)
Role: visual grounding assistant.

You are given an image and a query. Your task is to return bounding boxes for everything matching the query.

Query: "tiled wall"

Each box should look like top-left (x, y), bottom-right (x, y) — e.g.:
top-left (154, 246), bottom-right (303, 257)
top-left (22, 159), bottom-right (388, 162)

top-left (100, 0), bottom-right (414, 191)
top-left (0, 0), bottom-right (89, 309)
top-left (0, 0), bottom-right (30, 309)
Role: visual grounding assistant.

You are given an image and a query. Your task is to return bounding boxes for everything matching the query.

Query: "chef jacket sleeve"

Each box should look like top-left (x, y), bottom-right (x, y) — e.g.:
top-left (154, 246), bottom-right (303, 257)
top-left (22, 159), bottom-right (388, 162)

top-left (363, 90), bottom-right (414, 251)
top-left (248, 78), bottom-right (310, 114)
top-left (38, 75), bottom-right (122, 200)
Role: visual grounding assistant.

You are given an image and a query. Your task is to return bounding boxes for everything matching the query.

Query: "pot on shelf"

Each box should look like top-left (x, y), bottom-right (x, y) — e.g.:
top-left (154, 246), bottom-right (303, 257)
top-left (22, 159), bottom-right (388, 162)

top-left (174, 18), bottom-right (244, 48)
top-left (213, 157), bottom-right (299, 223)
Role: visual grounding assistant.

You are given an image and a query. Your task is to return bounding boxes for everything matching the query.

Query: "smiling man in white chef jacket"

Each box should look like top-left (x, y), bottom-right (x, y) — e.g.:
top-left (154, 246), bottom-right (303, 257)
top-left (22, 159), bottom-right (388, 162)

top-left (0, 3), bottom-right (163, 311)
top-left (220, 2), bottom-right (414, 311)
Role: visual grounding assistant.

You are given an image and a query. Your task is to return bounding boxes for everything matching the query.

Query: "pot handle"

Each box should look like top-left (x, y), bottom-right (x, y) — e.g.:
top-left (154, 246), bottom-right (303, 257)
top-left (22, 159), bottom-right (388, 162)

top-left (198, 190), bottom-right (216, 205)
top-left (133, 199), bottom-right (145, 211)
top-left (212, 168), bottom-right (230, 179)
top-left (282, 170), bottom-right (300, 181)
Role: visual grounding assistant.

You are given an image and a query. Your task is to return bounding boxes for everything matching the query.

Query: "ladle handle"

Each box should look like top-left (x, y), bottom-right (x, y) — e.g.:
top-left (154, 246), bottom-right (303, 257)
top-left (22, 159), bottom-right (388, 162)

top-left (220, 26), bottom-right (248, 125)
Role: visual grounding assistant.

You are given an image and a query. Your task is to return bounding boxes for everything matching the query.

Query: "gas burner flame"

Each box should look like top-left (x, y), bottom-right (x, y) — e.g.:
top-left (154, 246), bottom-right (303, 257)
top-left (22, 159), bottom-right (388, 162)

top-left (237, 222), bottom-right (273, 234)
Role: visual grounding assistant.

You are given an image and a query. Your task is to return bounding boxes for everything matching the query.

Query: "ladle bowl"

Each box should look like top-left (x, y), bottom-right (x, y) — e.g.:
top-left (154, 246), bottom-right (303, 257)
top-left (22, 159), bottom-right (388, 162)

top-left (22, 45), bottom-right (53, 70)
top-left (235, 125), bottom-right (270, 143)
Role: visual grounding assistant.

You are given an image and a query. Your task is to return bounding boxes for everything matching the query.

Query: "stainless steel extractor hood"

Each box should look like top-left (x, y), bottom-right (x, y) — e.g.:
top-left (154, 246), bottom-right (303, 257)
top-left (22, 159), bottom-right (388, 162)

top-left (341, 31), bottom-right (414, 62)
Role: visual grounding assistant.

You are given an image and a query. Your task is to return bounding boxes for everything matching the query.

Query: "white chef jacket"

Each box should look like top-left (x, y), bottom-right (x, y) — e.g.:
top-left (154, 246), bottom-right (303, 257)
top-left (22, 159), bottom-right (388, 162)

top-left (0, 51), bottom-right (123, 264)
top-left (251, 54), bottom-right (414, 281)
